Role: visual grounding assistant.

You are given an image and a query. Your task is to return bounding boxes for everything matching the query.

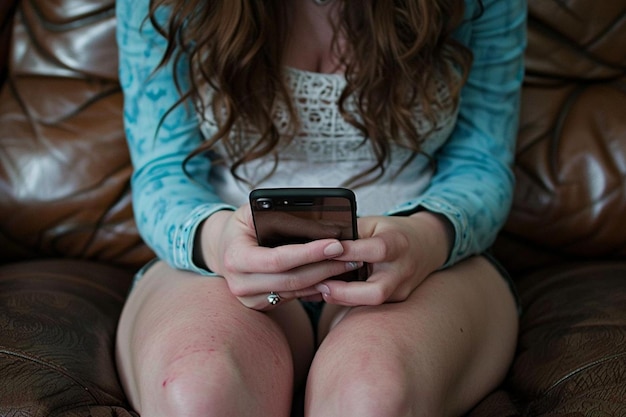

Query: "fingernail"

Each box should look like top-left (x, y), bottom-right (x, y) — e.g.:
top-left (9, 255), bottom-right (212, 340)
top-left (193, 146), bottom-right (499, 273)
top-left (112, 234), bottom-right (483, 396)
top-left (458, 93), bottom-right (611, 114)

top-left (316, 284), bottom-right (331, 296)
top-left (346, 261), bottom-right (363, 271)
top-left (324, 242), bottom-right (344, 257)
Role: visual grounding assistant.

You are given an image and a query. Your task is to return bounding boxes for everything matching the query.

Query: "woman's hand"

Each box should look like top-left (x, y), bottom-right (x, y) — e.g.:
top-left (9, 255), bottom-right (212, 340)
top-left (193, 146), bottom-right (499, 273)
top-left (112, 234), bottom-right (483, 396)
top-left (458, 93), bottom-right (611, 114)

top-left (315, 212), bottom-right (453, 306)
top-left (198, 205), bottom-right (362, 310)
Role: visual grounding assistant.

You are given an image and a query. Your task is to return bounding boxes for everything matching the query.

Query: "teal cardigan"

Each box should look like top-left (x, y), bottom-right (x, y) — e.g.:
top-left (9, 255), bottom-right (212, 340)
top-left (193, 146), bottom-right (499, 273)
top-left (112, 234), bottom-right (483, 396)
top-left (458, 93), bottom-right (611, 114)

top-left (116, 0), bottom-right (527, 275)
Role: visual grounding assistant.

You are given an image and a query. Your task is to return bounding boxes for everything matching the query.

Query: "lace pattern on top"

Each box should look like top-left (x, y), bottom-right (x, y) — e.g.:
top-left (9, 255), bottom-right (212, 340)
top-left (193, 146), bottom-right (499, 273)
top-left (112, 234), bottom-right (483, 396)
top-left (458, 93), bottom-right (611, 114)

top-left (199, 67), bottom-right (459, 214)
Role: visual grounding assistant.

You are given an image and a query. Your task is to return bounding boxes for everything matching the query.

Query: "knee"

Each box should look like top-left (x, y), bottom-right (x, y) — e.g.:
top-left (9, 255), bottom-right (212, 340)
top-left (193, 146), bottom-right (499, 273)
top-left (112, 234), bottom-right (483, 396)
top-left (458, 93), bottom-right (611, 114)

top-left (308, 347), bottom-right (443, 417)
top-left (159, 373), bottom-right (224, 417)
top-left (152, 345), bottom-right (296, 417)
top-left (155, 352), bottom-right (248, 417)
top-left (336, 369), bottom-right (414, 417)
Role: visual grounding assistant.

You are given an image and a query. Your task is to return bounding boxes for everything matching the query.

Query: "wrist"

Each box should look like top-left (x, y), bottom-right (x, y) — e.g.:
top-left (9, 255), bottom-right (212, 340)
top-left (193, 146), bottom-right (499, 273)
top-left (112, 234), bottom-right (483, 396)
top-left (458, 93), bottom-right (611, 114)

top-left (193, 210), bottom-right (233, 272)
top-left (408, 210), bottom-right (454, 269)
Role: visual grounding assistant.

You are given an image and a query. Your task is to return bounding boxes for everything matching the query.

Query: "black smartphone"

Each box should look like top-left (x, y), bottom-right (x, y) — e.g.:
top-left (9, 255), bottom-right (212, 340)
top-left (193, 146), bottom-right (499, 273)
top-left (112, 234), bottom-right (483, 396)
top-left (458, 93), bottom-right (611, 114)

top-left (249, 187), bottom-right (367, 281)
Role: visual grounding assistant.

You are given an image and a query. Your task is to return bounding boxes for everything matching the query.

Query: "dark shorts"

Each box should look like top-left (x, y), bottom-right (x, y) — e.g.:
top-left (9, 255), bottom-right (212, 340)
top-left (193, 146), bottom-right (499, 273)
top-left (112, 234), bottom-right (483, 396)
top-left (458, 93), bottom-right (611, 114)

top-left (132, 257), bottom-right (160, 289)
top-left (483, 250), bottom-right (522, 316)
top-left (133, 252), bottom-right (521, 332)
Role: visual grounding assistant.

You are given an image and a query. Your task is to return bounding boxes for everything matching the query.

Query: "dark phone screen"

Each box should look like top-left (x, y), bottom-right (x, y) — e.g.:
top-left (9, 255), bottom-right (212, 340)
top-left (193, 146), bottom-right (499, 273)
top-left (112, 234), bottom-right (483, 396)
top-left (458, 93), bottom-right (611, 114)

top-left (250, 189), bottom-right (365, 281)
top-left (252, 196), bottom-right (356, 247)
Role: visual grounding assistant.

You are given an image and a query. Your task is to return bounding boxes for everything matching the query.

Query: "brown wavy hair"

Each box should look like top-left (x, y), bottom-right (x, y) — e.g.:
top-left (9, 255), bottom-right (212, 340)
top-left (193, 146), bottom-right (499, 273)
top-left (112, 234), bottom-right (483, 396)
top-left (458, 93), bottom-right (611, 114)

top-left (149, 0), bottom-right (475, 187)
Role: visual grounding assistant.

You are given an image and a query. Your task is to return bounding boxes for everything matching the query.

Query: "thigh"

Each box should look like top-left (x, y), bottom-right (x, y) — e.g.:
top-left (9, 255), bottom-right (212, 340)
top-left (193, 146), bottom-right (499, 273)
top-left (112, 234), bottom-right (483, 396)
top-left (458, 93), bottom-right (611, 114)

top-left (115, 261), bottom-right (315, 417)
top-left (307, 255), bottom-right (519, 417)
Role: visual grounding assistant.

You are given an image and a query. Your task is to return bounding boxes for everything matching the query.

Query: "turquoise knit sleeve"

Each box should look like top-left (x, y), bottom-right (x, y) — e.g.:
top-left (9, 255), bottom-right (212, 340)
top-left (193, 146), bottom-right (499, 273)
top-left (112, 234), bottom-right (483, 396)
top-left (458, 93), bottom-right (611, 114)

top-left (116, 0), bottom-right (234, 275)
top-left (386, 0), bottom-right (527, 267)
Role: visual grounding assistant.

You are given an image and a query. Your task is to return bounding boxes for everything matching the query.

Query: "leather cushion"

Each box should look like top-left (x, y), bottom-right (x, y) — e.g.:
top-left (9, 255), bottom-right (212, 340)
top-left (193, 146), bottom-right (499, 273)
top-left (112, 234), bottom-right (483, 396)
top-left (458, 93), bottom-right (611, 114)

top-left (510, 262), bottom-right (626, 415)
top-left (0, 1), bottom-right (153, 268)
top-left (524, 0), bottom-right (626, 83)
top-left (494, 0), bottom-right (626, 274)
top-left (0, 0), bottom-right (16, 86)
top-left (0, 259), bottom-right (137, 416)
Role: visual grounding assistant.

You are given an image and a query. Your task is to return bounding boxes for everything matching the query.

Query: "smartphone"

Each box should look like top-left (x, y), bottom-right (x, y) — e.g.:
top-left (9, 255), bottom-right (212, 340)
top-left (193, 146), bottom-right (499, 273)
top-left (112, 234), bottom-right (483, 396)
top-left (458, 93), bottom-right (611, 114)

top-left (249, 187), bottom-right (366, 281)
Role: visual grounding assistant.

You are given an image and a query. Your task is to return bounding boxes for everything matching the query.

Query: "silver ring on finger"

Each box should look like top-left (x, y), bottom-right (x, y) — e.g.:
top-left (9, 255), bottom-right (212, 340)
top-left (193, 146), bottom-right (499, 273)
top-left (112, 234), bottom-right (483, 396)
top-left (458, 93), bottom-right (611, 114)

top-left (267, 291), bottom-right (282, 306)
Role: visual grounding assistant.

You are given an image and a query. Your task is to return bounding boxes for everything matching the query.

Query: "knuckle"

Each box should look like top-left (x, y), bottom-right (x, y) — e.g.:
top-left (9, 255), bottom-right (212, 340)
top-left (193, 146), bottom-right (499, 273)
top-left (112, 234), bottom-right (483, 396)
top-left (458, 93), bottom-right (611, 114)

top-left (369, 284), bottom-right (391, 305)
top-left (227, 281), bottom-right (246, 297)
top-left (372, 232), bottom-right (411, 261)
top-left (390, 286), bottom-right (412, 303)
top-left (226, 277), bottom-right (250, 297)
top-left (267, 254), bottom-right (285, 271)
top-left (371, 237), bottom-right (391, 261)
top-left (283, 274), bottom-right (302, 292)
top-left (221, 250), bottom-right (239, 274)
top-left (264, 249), bottom-right (287, 272)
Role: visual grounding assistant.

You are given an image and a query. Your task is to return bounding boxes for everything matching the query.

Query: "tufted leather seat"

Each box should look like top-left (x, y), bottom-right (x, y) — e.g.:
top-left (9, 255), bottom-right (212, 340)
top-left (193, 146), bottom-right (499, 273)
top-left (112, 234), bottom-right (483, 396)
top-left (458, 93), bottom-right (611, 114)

top-left (0, 0), bottom-right (151, 268)
top-left (495, 1), bottom-right (626, 274)
top-left (0, 1), bottom-right (625, 416)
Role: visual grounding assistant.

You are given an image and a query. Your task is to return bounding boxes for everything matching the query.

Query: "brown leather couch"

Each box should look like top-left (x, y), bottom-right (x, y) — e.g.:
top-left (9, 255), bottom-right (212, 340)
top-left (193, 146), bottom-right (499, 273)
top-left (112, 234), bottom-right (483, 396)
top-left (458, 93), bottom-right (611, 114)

top-left (0, 0), bottom-right (624, 416)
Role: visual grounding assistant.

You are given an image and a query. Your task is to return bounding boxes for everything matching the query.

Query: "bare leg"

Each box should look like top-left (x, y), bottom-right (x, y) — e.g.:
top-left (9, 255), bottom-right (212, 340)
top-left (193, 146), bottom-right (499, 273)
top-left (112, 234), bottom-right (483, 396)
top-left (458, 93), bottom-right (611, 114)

top-left (306, 256), bottom-right (519, 417)
top-left (115, 261), bottom-right (315, 417)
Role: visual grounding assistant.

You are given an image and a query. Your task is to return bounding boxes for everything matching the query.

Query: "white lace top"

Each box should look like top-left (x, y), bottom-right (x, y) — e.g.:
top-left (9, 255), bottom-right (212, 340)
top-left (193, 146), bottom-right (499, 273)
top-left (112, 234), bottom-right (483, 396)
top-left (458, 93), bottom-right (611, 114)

top-left (200, 67), bottom-right (458, 216)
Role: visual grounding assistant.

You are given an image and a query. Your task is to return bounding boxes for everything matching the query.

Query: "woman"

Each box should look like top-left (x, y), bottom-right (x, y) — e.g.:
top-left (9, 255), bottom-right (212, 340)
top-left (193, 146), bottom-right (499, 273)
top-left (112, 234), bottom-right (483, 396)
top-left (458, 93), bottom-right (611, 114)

top-left (115, 0), bottom-right (526, 416)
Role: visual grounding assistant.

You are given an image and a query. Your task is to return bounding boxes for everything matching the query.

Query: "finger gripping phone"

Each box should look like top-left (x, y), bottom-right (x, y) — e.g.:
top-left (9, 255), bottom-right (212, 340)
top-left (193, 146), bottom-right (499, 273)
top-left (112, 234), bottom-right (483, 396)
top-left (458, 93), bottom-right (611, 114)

top-left (249, 187), bottom-right (366, 281)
